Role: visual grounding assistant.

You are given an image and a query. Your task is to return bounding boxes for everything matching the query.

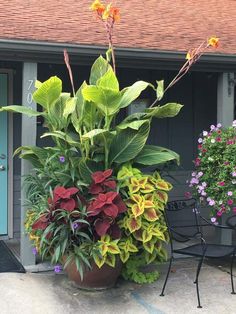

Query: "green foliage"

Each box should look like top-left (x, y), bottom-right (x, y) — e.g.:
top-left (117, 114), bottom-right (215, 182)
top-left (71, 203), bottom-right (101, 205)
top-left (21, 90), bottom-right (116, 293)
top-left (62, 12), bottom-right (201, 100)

top-left (121, 255), bottom-right (160, 284)
top-left (134, 145), bottom-right (180, 166)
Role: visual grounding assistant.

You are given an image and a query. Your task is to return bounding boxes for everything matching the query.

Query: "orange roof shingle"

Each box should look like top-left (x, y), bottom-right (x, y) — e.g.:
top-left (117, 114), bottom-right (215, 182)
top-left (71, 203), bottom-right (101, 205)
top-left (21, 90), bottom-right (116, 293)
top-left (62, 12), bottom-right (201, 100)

top-left (0, 0), bottom-right (235, 54)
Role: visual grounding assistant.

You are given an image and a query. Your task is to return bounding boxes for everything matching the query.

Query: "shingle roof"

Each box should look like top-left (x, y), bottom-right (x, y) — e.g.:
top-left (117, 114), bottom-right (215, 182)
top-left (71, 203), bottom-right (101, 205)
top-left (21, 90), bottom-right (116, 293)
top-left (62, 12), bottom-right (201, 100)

top-left (0, 0), bottom-right (235, 55)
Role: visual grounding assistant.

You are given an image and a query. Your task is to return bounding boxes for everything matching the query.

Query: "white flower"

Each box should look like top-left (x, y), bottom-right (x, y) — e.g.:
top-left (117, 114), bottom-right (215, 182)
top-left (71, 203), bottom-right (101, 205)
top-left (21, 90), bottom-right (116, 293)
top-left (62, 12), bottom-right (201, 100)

top-left (198, 138), bottom-right (203, 143)
top-left (210, 125), bottom-right (215, 131)
top-left (202, 182), bottom-right (207, 187)
top-left (232, 120), bottom-right (236, 127)
top-left (203, 131), bottom-right (208, 136)
top-left (217, 123), bottom-right (222, 128)
top-left (198, 171), bottom-right (203, 177)
top-left (219, 200), bottom-right (223, 205)
top-left (209, 200), bottom-right (215, 206)
top-left (211, 139), bottom-right (216, 143)
top-left (232, 180), bottom-right (236, 184)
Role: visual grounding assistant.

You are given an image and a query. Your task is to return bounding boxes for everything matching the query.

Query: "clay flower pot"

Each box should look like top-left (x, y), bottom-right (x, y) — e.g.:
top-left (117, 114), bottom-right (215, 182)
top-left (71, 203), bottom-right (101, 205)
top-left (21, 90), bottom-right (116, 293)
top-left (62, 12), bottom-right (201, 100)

top-left (64, 258), bottom-right (123, 290)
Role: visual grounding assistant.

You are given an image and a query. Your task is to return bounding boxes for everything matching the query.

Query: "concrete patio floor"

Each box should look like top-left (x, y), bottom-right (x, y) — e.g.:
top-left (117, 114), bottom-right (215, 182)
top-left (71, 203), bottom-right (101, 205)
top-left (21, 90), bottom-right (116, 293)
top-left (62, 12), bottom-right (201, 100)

top-left (0, 258), bottom-right (236, 314)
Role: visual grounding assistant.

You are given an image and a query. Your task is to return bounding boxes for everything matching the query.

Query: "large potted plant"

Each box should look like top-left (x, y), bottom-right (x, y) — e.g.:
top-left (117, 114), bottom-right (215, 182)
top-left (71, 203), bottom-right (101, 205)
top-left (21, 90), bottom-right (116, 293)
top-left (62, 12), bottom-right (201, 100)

top-left (188, 121), bottom-right (236, 222)
top-left (0, 1), bottom-right (219, 288)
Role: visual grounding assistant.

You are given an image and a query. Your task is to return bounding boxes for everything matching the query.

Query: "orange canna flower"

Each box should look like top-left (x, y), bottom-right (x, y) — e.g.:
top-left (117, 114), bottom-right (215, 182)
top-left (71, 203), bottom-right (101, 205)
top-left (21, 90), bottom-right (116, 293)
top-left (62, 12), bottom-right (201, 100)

top-left (110, 7), bottom-right (120, 22)
top-left (90, 0), bottom-right (105, 11)
top-left (208, 36), bottom-right (219, 48)
top-left (97, 6), bottom-right (105, 15)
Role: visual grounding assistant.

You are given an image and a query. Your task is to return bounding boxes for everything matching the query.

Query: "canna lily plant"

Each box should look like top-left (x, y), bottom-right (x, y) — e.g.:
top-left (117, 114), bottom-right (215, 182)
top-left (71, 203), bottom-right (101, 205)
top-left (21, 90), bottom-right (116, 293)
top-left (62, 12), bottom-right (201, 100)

top-left (0, 1), bottom-right (219, 283)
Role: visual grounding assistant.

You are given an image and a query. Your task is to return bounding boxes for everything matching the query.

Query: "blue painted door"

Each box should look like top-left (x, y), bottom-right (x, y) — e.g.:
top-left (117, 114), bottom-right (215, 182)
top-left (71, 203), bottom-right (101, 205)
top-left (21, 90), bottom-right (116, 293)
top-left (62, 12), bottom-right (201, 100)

top-left (0, 74), bottom-right (8, 235)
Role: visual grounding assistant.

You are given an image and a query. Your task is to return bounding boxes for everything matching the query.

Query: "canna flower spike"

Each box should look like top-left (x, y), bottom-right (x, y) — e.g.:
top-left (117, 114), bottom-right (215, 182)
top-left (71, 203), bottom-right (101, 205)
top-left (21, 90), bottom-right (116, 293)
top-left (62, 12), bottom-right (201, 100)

top-left (208, 36), bottom-right (219, 48)
top-left (91, 0), bottom-right (120, 22)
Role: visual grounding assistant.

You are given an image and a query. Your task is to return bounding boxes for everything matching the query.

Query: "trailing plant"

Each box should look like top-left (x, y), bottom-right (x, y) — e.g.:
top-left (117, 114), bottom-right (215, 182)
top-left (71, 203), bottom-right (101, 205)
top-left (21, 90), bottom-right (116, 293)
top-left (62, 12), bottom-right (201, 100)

top-left (188, 121), bottom-right (236, 222)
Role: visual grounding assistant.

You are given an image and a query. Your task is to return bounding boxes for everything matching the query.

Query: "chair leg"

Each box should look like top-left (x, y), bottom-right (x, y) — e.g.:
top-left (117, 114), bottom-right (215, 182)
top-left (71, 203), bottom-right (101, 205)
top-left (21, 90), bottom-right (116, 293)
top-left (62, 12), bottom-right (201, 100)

top-left (160, 256), bottom-right (173, 296)
top-left (230, 253), bottom-right (236, 295)
top-left (194, 256), bottom-right (205, 308)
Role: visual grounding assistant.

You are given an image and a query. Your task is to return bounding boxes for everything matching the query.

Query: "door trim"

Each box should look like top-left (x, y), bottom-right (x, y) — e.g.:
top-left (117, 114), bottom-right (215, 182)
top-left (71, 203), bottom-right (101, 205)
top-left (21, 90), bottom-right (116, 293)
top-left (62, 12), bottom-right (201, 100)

top-left (0, 69), bottom-right (13, 239)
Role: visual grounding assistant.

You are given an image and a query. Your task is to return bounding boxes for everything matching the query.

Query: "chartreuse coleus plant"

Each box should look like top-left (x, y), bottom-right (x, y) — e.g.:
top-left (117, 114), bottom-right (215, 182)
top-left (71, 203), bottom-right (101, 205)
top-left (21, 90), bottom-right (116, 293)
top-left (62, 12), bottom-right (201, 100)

top-left (115, 164), bottom-right (171, 283)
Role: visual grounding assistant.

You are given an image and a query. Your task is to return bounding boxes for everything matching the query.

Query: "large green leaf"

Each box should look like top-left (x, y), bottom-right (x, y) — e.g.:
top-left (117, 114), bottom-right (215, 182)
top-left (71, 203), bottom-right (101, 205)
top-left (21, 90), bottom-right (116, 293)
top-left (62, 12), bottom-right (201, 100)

top-left (117, 119), bottom-right (148, 130)
top-left (0, 105), bottom-right (41, 117)
top-left (97, 68), bottom-right (119, 92)
top-left (72, 82), bottom-right (96, 132)
top-left (41, 131), bottom-right (80, 147)
top-left (118, 81), bottom-right (149, 109)
top-left (46, 93), bottom-right (70, 130)
top-left (109, 121), bottom-right (150, 164)
top-left (82, 129), bottom-right (108, 140)
top-left (134, 145), bottom-right (180, 166)
top-left (82, 85), bottom-right (121, 116)
top-left (156, 80), bottom-right (164, 101)
top-left (145, 103), bottom-right (183, 118)
top-left (14, 146), bottom-right (49, 161)
top-left (63, 97), bottom-right (77, 119)
top-left (89, 56), bottom-right (112, 85)
top-left (33, 76), bottom-right (62, 109)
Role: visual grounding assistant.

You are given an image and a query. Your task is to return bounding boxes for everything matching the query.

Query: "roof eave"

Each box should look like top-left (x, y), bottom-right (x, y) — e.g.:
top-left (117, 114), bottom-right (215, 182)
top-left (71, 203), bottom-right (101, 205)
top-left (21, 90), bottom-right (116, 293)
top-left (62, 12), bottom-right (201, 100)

top-left (0, 38), bottom-right (235, 71)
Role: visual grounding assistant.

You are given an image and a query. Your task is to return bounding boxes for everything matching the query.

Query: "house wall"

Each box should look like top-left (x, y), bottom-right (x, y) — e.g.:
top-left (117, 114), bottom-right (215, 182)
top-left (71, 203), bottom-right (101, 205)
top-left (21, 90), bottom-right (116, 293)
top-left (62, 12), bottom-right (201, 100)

top-left (11, 62), bottom-right (218, 238)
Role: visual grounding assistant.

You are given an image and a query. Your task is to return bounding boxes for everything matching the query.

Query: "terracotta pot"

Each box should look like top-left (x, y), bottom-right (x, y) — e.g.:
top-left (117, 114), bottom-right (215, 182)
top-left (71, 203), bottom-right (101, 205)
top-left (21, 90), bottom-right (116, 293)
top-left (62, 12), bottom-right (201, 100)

top-left (64, 258), bottom-right (123, 290)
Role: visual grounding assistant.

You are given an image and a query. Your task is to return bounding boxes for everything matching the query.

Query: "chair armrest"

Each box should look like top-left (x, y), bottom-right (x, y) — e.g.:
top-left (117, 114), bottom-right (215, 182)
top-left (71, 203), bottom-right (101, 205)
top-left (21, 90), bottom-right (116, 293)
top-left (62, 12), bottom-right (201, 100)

top-left (198, 214), bottom-right (232, 229)
top-left (226, 215), bottom-right (236, 230)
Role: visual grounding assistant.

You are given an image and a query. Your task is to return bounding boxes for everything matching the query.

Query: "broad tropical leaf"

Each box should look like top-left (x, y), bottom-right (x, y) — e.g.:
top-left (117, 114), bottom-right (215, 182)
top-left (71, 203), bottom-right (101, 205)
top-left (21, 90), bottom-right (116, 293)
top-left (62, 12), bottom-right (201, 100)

top-left (97, 68), bottom-right (119, 91)
top-left (145, 103), bottom-right (183, 118)
top-left (117, 119), bottom-right (148, 130)
top-left (63, 97), bottom-right (77, 119)
top-left (82, 129), bottom-right (108, 140)
top-left (89, 55), bottom-right (112, 85)
top-left (33, 76), bottom-right (62, 109)
top-left (72, 82), bottom-right (97, 132)
top-left (119, 81), bottom-right (149, 109)
top-left (134, 145), bottom-right (180, 166)
top-left (156, 80), bottom-right (164, 101)
top-left (0, 105), bottom-right (41, 117)
top-left (109, 121), bottom-right (150, 165)
top-left (82, 85), bottom-right (121, 116)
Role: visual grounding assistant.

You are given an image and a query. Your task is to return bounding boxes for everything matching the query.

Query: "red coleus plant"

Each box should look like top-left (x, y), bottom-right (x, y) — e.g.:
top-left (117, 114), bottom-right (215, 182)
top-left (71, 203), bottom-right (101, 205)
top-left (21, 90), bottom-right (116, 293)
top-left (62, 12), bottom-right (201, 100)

top-left (89, 169), bottom-right (116, 194)
top-left (32, 186), bottom-right (80, 231)
top-left (87, 170), bottom-right (127, 237)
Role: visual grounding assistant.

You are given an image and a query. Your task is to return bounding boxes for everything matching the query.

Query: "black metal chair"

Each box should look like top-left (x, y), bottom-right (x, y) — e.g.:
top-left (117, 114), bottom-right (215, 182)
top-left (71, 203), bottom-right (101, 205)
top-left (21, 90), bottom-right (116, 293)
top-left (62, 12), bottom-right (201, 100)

top-left (160, 198), bottom-right (236, 308)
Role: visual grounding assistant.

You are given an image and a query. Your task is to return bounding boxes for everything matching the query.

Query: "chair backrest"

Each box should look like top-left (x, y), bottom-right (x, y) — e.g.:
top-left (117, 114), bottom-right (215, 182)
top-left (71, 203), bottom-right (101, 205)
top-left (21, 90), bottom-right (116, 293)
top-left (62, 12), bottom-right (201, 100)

top-left (226, 215), bottom-right (236, 230)
top-left (165, 198), bottom-right (202, 243)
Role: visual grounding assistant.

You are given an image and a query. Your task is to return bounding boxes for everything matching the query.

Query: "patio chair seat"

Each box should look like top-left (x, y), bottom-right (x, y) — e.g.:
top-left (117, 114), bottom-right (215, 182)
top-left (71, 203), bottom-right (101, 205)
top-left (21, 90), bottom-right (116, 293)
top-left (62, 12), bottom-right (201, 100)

top-left (174, 243), bottom-right (235, 258)
top-left (160, 198), bottom-right (236, 308)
